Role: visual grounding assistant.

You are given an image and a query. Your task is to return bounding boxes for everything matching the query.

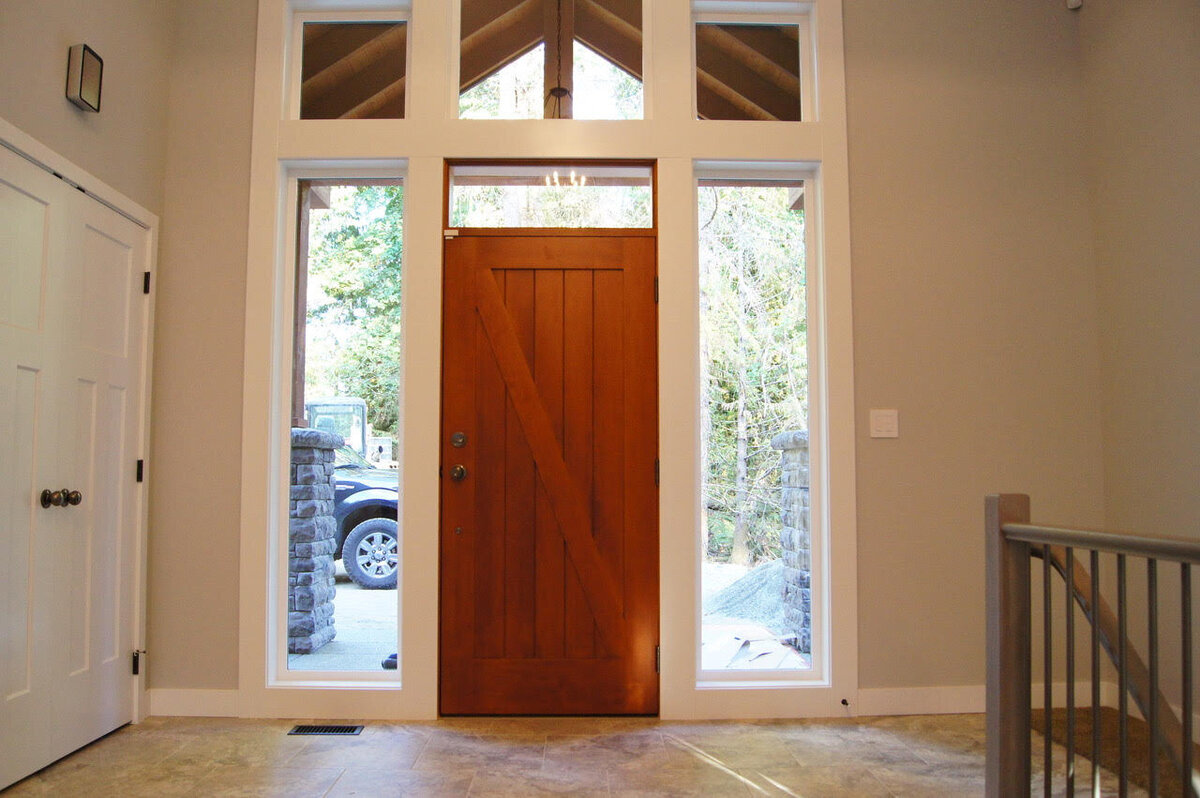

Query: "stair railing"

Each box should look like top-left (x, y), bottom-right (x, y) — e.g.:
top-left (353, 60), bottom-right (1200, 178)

top-left (986, 493), bottom-right (1199, 797)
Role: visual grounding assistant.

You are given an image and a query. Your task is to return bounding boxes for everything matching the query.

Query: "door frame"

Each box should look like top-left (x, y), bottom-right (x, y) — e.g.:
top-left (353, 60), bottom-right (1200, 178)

top-left (0, 117), bottom-right (158, 726)
top-left (438, 159), bottom-right (660, 714)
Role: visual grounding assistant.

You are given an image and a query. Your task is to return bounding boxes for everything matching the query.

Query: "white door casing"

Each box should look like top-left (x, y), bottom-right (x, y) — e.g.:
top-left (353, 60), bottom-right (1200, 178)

top-left (0, 139), bottom-right (152, 790)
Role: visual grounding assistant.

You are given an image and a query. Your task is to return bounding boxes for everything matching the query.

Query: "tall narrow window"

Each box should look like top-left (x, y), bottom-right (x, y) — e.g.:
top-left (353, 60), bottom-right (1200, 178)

top-left (698, 176), bottom-right (811, 673)
top-left (459, 0), bottom-right (643, 119)
top-left (288, 180), bottom-right (403, 673)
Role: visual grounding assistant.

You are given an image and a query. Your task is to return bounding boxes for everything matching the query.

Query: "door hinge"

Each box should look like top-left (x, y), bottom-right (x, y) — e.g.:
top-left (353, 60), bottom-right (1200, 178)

top-left (143, 271), bottom-right (151, 294)
top-left (654, 458), bottom-right (660, 487)
top-left (132, 649), bottom-right (146, 675)
top-left (655, 645), bottom-right (661, 673)
top-left (654, 276), bottom-right (659, 303)
top-left (136, 459), bottom-right (144, 482)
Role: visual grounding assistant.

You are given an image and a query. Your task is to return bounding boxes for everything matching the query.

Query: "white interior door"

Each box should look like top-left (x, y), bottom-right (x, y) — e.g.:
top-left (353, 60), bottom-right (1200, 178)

top-left (0, 145), bottom-right (149, 789)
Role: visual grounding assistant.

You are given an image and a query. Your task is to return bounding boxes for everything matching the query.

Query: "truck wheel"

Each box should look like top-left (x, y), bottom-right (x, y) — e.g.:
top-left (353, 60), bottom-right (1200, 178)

top-left (342, 518), bottom-right (398, 589)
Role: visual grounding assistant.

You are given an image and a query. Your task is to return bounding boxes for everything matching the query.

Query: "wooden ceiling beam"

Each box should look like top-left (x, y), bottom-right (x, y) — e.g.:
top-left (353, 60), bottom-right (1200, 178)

top-left (462, 0), bottom-right (530, 39)
top-left (581, 0), bottom-right (641, 32)
top-left (696, 70), bottom-right (776, 121)
top-left (343, 77), bottom-right (406, 119)
top-left (695, 28), bottom-right (799, 120)
top-left (575, 0), bottom-right (642, 79)
top-left (460, 0), bottom-right (543, 91)
top-left (302, 23), bottom-right (407, 103)
top-left (695, 24), bottom-right (799, 97)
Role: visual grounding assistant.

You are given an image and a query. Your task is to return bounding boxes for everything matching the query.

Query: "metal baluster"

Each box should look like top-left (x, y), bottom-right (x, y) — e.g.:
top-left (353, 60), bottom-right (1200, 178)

top-left (1183, 563), bottom-right (1194, 798)
top-left (1045, 548), bottom-right (1053, 796)
top-left (1148, 558), bottom-right (1159, 798)
top-left (1066, 547), bottom-right (1076, 795)
top-left (1118, 554), bottom-right (1128, 798)
top-left (1091, 550), bottom-right (1101, 798)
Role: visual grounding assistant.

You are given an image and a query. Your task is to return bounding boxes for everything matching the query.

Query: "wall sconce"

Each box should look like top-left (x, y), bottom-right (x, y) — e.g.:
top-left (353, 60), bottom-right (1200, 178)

top-left (66, 44), bottom-right (103, 112)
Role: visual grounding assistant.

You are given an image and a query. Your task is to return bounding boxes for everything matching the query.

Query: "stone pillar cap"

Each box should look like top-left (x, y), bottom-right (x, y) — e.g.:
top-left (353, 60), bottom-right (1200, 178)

top-left (770, 429), bottom-right (809, 450)
top-left (291, 427), bottom-right (345, 449)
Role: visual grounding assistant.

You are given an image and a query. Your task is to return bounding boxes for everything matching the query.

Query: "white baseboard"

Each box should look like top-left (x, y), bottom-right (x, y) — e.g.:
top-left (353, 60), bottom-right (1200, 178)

top-left (856, 685), bottom-right (986, 716)
top-left (147, 689), bottom-right (239, 717)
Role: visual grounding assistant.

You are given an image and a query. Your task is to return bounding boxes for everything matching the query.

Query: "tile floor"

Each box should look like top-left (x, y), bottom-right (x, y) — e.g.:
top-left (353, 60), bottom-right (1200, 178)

top-left (0, 712), bottom-right (1133, 797)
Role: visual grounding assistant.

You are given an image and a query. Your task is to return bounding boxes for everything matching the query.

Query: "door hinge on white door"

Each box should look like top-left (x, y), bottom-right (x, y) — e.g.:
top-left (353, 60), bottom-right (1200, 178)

top-left (136, 459), bottom-right (144, 482)
top-left (143, 272), bottom-right (151, 294)
top-left (132, 650), bottom-right (146, 675)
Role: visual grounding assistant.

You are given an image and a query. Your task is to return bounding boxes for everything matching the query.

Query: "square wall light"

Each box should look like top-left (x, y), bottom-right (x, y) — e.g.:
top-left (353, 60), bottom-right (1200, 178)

top-left (66, 44), bottom-right (103, 112)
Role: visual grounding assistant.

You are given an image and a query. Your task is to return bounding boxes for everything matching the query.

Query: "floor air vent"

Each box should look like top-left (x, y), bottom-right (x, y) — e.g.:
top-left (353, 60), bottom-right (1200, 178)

top-left (287, 724), bottom-right (363, 736)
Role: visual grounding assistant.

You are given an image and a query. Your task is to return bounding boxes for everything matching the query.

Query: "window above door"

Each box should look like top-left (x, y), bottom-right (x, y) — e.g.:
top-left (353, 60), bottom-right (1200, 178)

top-left (448, 162), bottom-right (653, 228)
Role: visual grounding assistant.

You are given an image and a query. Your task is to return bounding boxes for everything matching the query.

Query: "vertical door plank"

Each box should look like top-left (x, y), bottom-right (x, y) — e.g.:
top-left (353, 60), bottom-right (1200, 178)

top-left (473, 268), bottom-right (507, 659)
top-left (622, 239), bottom-right (660, 679)
top-left (592, 269), bottom-right (626, 657)
top-left (563, 270), bottom-right (596, 658)
top-left (440, 241), bottom-right (477, 667)
top-left (503, 270), bottom-right (537, 659)
top-left (534, 269), bottom-right (566, 659)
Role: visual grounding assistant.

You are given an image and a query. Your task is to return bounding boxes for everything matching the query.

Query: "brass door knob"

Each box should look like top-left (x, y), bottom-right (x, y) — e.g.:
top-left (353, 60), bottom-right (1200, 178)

top-left (40, 489), bottom-right (64, 508)
top-left (449, 464), bottom-right (468, 482)
top-left (66, 490), bottom-right (83, 506)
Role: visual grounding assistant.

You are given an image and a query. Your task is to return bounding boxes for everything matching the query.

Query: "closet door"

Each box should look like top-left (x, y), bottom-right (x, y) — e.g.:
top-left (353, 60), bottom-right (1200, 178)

top-left (1, 145), bottom-right (148, 789)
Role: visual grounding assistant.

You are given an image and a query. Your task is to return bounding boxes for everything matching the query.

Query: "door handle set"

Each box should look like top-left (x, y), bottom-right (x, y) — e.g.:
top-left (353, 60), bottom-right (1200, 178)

top-left (40, 488), bottom-right (83, 508)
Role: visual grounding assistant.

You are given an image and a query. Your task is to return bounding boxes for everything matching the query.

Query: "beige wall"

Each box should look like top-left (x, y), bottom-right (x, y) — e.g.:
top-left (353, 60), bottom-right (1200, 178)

top-left (146, 0), bottom-right (256, 690)
top-left (9, 0), bottom-right (1190, 699)
top-left (1079, 0), bottom-right (1200, 702)
top-left (843, 0), bottom-right (1106, 689)
top-left (0, 0), bottom-right (173, 213)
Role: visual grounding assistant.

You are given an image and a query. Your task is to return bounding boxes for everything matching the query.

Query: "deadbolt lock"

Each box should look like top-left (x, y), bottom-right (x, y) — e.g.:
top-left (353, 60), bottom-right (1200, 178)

top-left (450, 432), bottom-right (467, 448)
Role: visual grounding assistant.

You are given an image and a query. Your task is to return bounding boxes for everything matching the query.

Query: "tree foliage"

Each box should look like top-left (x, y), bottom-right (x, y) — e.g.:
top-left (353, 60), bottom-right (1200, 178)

top-left (304, 185), bottom-right (404, 437)
top-left (699, 185), bottom-right (807, 564)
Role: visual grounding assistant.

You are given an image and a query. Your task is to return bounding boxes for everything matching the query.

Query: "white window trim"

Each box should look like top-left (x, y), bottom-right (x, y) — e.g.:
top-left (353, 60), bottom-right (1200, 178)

top-left (269, 165), bottom-right (407, 688)
top-left (286, 6), bottom-right (412, 121)
top-left (241, 0), bottom-right (856, 720)
top-left (692, 162), bottom-right (826, 687)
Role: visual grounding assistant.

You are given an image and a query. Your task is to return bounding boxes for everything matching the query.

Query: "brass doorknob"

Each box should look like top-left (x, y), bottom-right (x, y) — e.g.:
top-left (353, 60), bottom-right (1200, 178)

top-left (66, 490), bottom-right (83, 506)
top-left (449, 464), bottom-right (468, 482)
top-left (40, 489), bottom-right (64, 508)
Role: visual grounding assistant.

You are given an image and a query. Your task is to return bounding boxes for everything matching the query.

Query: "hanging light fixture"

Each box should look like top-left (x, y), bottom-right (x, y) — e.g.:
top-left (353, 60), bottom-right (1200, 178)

top-left (546, 0), bottom-right (571, 118)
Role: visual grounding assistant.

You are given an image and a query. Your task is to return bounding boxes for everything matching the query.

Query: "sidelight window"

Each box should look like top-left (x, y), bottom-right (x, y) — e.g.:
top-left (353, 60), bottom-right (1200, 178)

top-left (697, 170), bottom-right (814, 676)
top-left (286, 179), bottom-right (404, 675)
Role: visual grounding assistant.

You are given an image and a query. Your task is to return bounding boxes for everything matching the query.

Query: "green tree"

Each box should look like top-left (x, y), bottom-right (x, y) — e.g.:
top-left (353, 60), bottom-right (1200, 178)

top-left (699, 185), bottom-right (807, 565)
top-left (305, 185), bottom-right (405, 437)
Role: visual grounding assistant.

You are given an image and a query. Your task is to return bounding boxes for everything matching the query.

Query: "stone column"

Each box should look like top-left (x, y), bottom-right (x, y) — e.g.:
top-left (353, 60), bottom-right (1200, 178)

top-left (771, 429), bottom-right (810, 654)
top-left (288, 428), bottom-right (342, 654)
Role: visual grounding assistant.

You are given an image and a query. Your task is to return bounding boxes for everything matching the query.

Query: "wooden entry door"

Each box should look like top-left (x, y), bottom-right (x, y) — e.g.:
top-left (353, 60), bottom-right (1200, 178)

top-left (440, 233), bottom-right (658, 715)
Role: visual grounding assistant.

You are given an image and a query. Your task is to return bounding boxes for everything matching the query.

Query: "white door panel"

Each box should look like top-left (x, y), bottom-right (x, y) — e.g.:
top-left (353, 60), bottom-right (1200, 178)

top-left (0, 144), bottom-right (148, 789)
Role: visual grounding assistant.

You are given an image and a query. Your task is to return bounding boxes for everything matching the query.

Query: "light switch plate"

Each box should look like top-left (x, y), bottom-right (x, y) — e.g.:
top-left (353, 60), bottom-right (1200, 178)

top-left (869, 409), bottom-right (899, 438)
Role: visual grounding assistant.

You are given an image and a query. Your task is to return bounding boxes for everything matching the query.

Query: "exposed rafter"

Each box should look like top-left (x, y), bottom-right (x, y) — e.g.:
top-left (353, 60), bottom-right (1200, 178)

top-left (299, 2), bottom-right (802, 123)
